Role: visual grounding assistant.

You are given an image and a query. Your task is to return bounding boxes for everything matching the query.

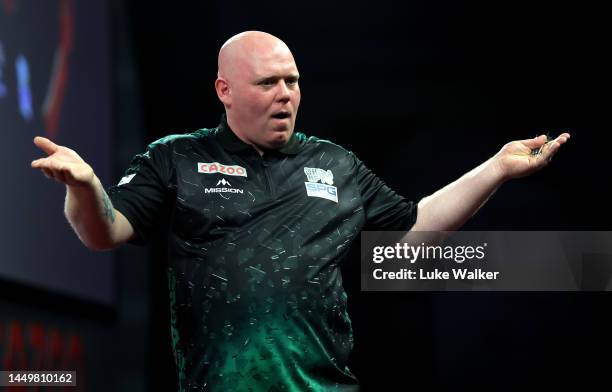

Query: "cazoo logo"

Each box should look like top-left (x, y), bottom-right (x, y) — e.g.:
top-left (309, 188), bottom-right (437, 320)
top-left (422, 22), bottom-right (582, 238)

top-left (197, 162), bottom-right (247, 177)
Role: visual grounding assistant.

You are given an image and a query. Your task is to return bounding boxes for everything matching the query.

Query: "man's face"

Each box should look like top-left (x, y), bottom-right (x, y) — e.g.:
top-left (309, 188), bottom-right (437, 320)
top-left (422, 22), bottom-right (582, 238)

top-left (228, 44), bottom-right (301, 150)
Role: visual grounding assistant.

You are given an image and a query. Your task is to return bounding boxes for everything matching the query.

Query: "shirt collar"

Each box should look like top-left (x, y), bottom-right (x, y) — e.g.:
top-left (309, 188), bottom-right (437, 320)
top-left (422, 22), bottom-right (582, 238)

top-left (216, 114), bottom-right (301, 155)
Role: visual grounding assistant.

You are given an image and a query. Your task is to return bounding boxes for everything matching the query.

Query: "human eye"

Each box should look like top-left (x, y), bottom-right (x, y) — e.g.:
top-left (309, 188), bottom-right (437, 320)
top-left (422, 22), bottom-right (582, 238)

top-left (258, 78), bottom-right (277, 87)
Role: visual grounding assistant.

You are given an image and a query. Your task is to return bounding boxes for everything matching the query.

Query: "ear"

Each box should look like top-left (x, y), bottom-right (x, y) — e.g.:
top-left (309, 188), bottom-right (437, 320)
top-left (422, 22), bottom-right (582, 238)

top-left (215, 78), bottom-right (231, 107)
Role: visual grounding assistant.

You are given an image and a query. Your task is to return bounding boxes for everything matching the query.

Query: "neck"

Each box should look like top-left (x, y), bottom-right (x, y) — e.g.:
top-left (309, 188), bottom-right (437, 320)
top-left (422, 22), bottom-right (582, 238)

top-left (225, 115), bottom-right (265, 156)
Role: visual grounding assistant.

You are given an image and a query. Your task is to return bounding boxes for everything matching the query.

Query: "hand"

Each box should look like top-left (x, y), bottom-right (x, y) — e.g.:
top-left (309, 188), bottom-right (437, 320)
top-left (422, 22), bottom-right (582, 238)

top-left (31, 136), bottom-right (95, 187)
top-left (493, 133), bottom-right (571, 180)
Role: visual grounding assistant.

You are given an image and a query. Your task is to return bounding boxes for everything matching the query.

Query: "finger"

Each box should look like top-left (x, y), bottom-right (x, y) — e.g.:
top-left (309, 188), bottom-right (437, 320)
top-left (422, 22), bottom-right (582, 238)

top-left (32, 156), bottom-right (61, 169)
top-left (55, 169), bottom-right (69, 184)
top-left (31, 156), bottom-right (52, 169)
top-left (39, 165), bottom-right (59, 180)
top-left (541, 141), bottom-right (560, 163)
top-left (32, 157), bottom-right (74, 175)
top-left (520, 134), bottom-right (548, 149)
top-left (33, 136), bottom-right (60, 156)
top-left (41, 168), bottom-right (53, 179)
top-left (31, 157), bottom-right (51, 168)
top-left (554, 133), bottom-right (571, 145)
top-left (33, 158), bottom-right (88, 187)
top-left (38, 163), bottom-right (70, 184)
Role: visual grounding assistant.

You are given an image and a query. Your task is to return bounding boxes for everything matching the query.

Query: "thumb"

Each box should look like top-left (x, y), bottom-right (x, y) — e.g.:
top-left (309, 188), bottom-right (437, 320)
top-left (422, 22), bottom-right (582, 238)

top-left (33, 136), bottom-right (60, 156)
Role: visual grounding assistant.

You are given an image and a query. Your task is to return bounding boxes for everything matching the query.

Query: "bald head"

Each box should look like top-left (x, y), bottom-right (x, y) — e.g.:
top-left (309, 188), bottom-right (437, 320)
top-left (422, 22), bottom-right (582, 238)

top-left (218, 31), bottom-right (294, 82)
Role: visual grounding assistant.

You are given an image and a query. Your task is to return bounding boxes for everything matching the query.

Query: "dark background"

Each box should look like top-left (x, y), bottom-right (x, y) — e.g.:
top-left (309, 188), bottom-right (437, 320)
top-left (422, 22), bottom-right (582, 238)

top-left (3, 0), bottom-right (610, 390)
top-left (127, 1), bottom-right (609, 390)
top-left (0, 0), bottom-right (114, 306)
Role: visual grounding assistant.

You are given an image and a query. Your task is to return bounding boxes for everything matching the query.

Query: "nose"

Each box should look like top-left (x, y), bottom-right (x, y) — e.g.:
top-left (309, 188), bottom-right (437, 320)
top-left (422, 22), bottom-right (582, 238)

top-left (276, 80), bottom-right (291, 103)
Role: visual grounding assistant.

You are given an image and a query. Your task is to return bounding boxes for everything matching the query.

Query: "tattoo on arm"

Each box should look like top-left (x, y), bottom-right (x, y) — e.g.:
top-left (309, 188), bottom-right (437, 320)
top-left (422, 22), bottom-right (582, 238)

top-left (102, 192), bottom-right (116, 223)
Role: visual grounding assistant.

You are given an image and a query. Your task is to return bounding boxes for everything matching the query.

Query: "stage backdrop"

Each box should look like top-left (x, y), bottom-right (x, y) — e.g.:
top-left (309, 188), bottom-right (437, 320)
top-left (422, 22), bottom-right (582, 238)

top-left (0, 0), bottom-right (114, 306)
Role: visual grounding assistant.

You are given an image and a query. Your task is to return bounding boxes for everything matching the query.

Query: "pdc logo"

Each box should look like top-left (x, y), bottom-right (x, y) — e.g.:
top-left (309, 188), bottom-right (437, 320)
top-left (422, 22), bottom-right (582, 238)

top-left (197, 162), bottom-right (247, 177)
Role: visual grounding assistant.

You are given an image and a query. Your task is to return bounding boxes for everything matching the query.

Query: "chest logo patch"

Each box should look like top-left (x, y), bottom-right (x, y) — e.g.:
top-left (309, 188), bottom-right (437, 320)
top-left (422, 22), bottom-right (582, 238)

top-left (204, 178), bottom-right (244, 194)
top-left (304, 167), bottom-right (338, 203)
top-left (304, 167), bottom-right (333, 184)
top-left (197, 162), bottom-right (247, 177)
top-left (118, 173), bottom-right (136, 186)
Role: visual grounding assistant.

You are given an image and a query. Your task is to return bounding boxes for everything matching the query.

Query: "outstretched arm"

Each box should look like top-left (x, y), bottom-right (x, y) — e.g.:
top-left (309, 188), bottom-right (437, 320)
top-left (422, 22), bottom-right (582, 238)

top-left (411, 133), bottom-right (571, 232)
top-left (31, 136), bottom-right (134, 250)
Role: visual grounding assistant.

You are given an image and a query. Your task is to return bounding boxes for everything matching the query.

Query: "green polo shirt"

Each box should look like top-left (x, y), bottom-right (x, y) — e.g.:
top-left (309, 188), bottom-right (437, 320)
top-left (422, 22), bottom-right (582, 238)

top-left (108, 116), bottom-right (417, 391)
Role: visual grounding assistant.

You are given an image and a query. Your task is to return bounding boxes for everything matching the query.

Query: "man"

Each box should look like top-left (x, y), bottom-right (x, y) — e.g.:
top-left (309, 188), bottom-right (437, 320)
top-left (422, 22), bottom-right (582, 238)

top-left (31, 31), bottom-right (569, 391)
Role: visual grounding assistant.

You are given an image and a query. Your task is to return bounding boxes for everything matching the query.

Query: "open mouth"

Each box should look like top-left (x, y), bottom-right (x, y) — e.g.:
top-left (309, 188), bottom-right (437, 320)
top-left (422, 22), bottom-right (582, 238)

top-left (271, 111), bottom-right (291, 120)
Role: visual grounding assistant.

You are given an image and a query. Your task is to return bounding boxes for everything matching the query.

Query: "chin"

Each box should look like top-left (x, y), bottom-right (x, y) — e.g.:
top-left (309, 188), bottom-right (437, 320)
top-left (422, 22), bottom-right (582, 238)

top-left (270, 135), bottom-right (289, 147)
top-left (265, 131), bottom-right (290, 149)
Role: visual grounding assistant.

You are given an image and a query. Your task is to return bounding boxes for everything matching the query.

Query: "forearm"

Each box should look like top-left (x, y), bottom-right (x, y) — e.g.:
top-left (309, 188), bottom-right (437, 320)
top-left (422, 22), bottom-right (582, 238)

top-left (64, 175), bottom-right (118, 250)
top-left (412, 157), bottom-right (506, 231)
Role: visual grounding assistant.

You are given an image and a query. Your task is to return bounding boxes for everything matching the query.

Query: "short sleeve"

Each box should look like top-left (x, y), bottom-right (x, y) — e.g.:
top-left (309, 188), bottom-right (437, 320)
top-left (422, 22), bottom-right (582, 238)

top-left (352, 152), bottom-right (418, 231)
top-left (107, 142), bottom-right (173, 244)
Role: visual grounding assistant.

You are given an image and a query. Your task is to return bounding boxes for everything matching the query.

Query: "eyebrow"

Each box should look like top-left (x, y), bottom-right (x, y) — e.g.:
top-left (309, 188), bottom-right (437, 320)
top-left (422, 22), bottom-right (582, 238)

top-left (255, 74), bottom-right (300, 84)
